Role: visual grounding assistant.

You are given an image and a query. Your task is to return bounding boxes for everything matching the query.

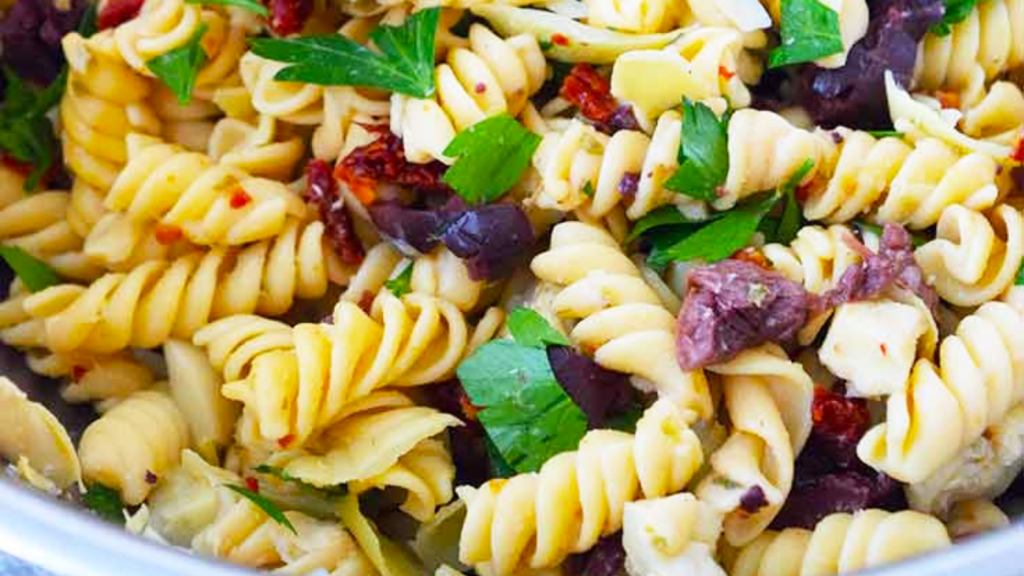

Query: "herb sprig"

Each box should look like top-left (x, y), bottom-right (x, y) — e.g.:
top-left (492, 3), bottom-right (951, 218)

top-left (664, 99), bottom-right (729, 201)
top-left (442, 114), bottom-right (541, 204)
top-left (148, 24), bottom-right (209, 104)
top-left (225, 484), bottom-right (298, 534)
top-left (0, 246), bottom-right (60, 292)
top-left (768, 0), bottom-right (845, 68)
top-left (383, 262), bottom-right (414, 298)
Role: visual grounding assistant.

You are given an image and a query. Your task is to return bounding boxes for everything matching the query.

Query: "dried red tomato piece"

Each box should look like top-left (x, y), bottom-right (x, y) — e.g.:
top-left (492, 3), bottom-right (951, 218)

top-left (244, 476), bottom-right (259, 492)
top-left (1, 153), bottom-right (32, 177)
top-left (263, 0), bottom-right (312, 36)
top-left (334, 125), bottom-right (450, 205)
top-left (812, 386), bottom-right (871, 443)
top-left (154, 223), bottom-right (183, 245)
top-left (560, 64), bottom-right (618, 125)
top-left (97, 0), bottom-right (143, 30)
top-left (304, 159), bottom-right (364, 265)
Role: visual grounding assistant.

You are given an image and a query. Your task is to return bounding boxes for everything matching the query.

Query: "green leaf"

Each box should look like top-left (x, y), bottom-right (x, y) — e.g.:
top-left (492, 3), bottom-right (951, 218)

top-left (582, 181), bottom-right (595, 197)
top-left (626, 206), bottom-right (701, 243)
top-left (773, 158), bottom-right (814, 244)
top-left (664, 99), bottom-right (729, 201)
top-left (147, 23), bottom-right (208, 105)
top-left (255, 464), bottom-right (347, 497)
top-left (1016, 259), bottom-right (1024, 286)
top-left (186, 0), bottom-right (268, 15)
top-left (250, 8), bottom-right (439, 98)
top-left (457, 340), bottom-right (588, 473)
top-left (225, 484), bottom-right (298, 534)
top-left (507, 307), bottom-right (570, 348)
top-left (0, 68), bottom-right (63, 191)
top-left (383, 262), bottom-right (414, 298)
top-left (648, 192), bottom-right (778, 268)
top-left (605, 405), bottom-right (643, 433)
top-left (865, 130), bottom-right (904, 138)
top-left (0, 246), bottom-right (60, 292)
top-left (82, 483), bottom-right (125, 524)
top-left (768, 0), bottom-right (844, 69)
top-left (931, 0), bottom-right (979, 36)
top-left (443, 114), bottom-right (541, 204)
top-left (78, 2), bottom-right (98, 37)
top-left (485, 435), bottom-right (516, 479)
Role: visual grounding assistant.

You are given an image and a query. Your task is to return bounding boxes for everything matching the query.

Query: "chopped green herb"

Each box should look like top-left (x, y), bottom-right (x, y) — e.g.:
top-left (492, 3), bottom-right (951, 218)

top-left (250, 8), bottom-right (439, 98)
top-left (931, 0), bottom-right (979, 36)
top-left (0, 68), bottom-right (64, 190)
top-left (626, 206), bottom-right (714, 243)
top-left (457, 340), bottom-right (587, 473)
top-left (507, 307), bottom-right (570, 348)
top-left (186, 0), bottom-right (268, 15)
top-left (648, 192), bottom-right (778, 268)
top-left (147, 23), bottom-right (208, 105)
top-left (865, 130), bottom-right (905, 139)
top-left (77, 2), bottom-right (98, 37)
top-left (82, 483), bottom-right (125, 524)
top-left (712, 476), bottom-right (742, 490)
top-left (582, 181), bottom-right (595, 197)
top-left (1016, 259), bottom-right (1024, 286)
top-left (255, 464), bottom-right (347, 497)
top-left (443, 114), bottom-right (541, 204)
top-left (0, 246), bottom-right (59, 292)
top-left (773, 159), bottom-right (814, 244)
top-left (225, 484), bottom-right (298, 534)
top-left (768, 0), bottom-right (845, 69)
top-left (383, 262), bottom-right (414, 298)
top-left (664, 99), bottom-right (729, 201)
top-left (538, 38), bottom-right (554, 51)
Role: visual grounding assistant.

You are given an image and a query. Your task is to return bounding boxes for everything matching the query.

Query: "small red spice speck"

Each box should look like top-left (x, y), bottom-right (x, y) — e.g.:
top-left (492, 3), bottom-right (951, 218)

top-left (732, 247), bottom-right (770, 269)
top-left (1011, 131), bottom-right (1024, 162)
top-left (935, 90), bottom-right (960, 109)
top-left (145, 470), bottom-right (158, 485)
top-left (551, 33), bottom-right (569, 46)
top-left (357, 290), bottom-right (374, 314)
top-left (277, 434), bottom-right (295, 449)
top-left (70, 365), bottom-right (88, 382)
top-left (229, 187), bottom-right (252, 209)
top-left (154, 223), bottom-right (183, 245)
top-left (474, 82), bottom-right (487, 94)
top-left (458, 394), bottom-right (480, 422)
top-left (879, 343), bottom-right (888, 356)
top-left (245, 477), bottom-right (259, 493)
top-left (718, 66), bottom-right (736, 81)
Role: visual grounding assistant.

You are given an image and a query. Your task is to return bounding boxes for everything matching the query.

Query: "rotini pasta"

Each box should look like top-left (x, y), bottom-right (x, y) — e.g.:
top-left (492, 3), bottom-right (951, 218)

top-left (728, 509), bottom-right (951, 576)
top-left (622, 493), bottom-right (726, 576)
top-left (960, 81), bottom-right (1024, 145)
top-left (531, 221), bottom-right (712, 418)
top-left (0, 376), bottom-right (81, 490)
top-left (458, 399), bottom-right (703, 576)
top-left (207, 114), bottom-right (306, 180)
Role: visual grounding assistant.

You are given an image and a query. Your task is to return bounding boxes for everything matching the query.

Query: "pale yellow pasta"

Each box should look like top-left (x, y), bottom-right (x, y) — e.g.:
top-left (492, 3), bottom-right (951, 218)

top-left (531, 221), bottom-right (712, 418)
top-left (150, 86), bottom-right (220, 152)
top-left (148, 449), bottom-right (239, 546)
top-left (697, 345), bottom-right (813, 546)
top-left (349, 437), bottom-right (456, 522)
top-left (78, 387), bottom-right (190, 505)
top-left (213, 289), bottom-right (468, 447)
top-left (207, 114), bottom-right (306, 181)
top-left (392, 23), bottom-right (546, 163)
top-left (164, 339), bottom-right (240, 463)
top-left (945, 499), bottom-right (1011, 538)
top-left (583, 0), bottom-right (686, 32)
top-left (2, 218), bottom-right (341, 355)
top-left (622, 493), bottom-right (726, 576)
top-left (0, 376), bottom-right (81, 490)
top-left (915, 204), bottom-right (1024, 307)
top-left (858, 287), bottom-right (1024, 483)
top-left (60, 32), bottom-right (161, 191)
top-left (728, 510), bottom-right (951, 576)
top-left (458, 399), bottom-right (703, 576)
top-left (960, 81), bottom-right (1024, 145)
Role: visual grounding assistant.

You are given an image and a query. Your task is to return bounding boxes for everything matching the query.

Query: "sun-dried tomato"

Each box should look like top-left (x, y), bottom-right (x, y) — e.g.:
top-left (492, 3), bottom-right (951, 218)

top-left (811, 386), bottom-right (871, 444)
top-left (97, 0), bottom-right (144, 29)
top-left (334, 125), bottom-right (450, 206)
top-left (560, 64), bottom-right (619, 125)
top-left (244, 477), bottom-right (259, 493)
top-left (304, 159), bottom-right (364, 265)
top-left (70, 365), bottom-right (88, 382)
top-left (228, 186), bottom-right (252, 209)
top-left (154, 223), bottom-right (183, 245)
top-left (1, 153), bottom-right (31, 177)
top-left (263, 0), bottom-right (312, 36)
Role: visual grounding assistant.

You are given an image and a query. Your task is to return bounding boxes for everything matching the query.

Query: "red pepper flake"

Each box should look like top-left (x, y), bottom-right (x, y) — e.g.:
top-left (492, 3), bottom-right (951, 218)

top-left (262, 0), bottom-right (313, 36)
top-left (474, 82), bottom-right (487, 94)
top-left (229, 186), bottom-right (252, 209)
top-left (458, 393), bottom-right (480, 423)
top-left (244, 476), bottom-right (259, 493)
top-left (1011, 130), bottom-right (1024, 163)
top-left (718, 66), bottom-right (736, 81)
top-left (1, 154), bottom-right (32, 177)
top-left (795, 180), bottom-right (816, 203)
top-left (732, 247), bottom-right (770, 269)
top-left (144, 470), bottom-right (158, 485)
top-left (357, 290), bottom-right (375, 314)
top-left (559, 64), bottom-right (618, 125)
top-left (879, 343), bottom-right (888, 356)
top-left (277, 434), bottom-right (295, 449)
top-left (811, 386), bottom-right (871, 443)
top-left (551, 33), bottom-right (569, 46)
top-left (935, 90), bottom-right (960, 110)
top-left (304, 159), bottom-right (365, 265)
top-left (70, 365), bottom-right (88, 382)
top-left (334, 125), bottom-right (450, 207)
top-left (97, 0), bottom-right (144, 29)
top-left (154, 223), bottom-right (183, 245)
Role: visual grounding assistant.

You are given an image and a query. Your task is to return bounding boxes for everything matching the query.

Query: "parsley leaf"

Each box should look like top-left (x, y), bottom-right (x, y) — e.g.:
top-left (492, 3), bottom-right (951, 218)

top-left (583, 181), bottom-right (595, 197)
top-left (383, 262), bottom-right (414, 298)
top-left (148, 23), bottom-right (208, 105)
top-left (457, 340), bottom-right (587, 473)
top-left (485, 436), bottom-right (516, 479)
top-left (664, 99), bottom-right (729, 201)
top-left (250, 8), bottom-right (439, 98)
top-left (255, 464), bottom-right (347, 497)
top-left (225, 484), bottom-right (298, 534)
top-left (443, 114), bottom-right (541, 204)
top-left (507, 307), bottom-right (570, 348)
top-left (626, 206), bottom-right (711, 243)
top-left (0, 68), bottom-right (63, 190)
top-left (768, 0), bottom-right (844, 69)
top-left (82, 483), bottom-right (125, 524)
top-left (865, 130), bottom-right (904, 138)
top-left (78, 2), bottom-right (98, 37)
top-left (931, 0), bottom-right (979, 36)
top-left (772, 159), bottom-right (814, 244)
top-left (0, 246), bottom-right (59, 292)
top-left (1017, 259), bottom-right (1024, 286)
top-left (648, 192), bottom-right (778, 268)
top-left (186, 0), bottom-right (268, 15)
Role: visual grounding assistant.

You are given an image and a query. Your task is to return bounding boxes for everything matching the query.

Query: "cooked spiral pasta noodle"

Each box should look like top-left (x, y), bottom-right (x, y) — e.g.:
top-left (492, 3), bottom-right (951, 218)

top-left (392, 23), bottom-right (546, 163)
top-left (857, 287), bottom-right (1024, 483)
top-left (78, 387), bottom-right (190, 505)
top-left (349, 437), bottom-right (456, 522)
top-left (583, 0), bottom-right (684, 32)
top-left (150, 87), bottom-right (220, 152)
top-left (458, 399), bottom-right (703, 576)
top-left (728, 509), bottom-right (951, 576)
top-left (208, 289), bottom-right (468, 447)
top-left (914, 0), bottom-right (1024, 94)
top-left (531, 221), bottom-right (712, 418)
top-left (959, 81), bottom-right (1024, 145)
top-left (60, 32), bottom-right (161, 191)
top-left (2, 218), bottom-right (340, 356)
top-left (696, 345), bottom-right (813, 546)
top-left (207, 114), bottom-right (306, 181)
top-left (915, 204), bottom-right (1024, 307)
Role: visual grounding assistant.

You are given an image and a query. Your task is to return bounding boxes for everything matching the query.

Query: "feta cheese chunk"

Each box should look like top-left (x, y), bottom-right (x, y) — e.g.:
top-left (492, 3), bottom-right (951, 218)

top-left (623, 494), bottom-right (726, 576)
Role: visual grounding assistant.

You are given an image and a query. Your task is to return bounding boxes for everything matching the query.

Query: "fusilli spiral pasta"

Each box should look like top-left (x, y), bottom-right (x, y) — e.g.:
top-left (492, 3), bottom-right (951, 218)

top-left (458, 399), bottom-right (703, 576)
top-left (728, 509), bottom-right (951, 576)
top-left (207, 114), bottom-right (306, 181)
top-left (531, 221), bottom-right (712, 417)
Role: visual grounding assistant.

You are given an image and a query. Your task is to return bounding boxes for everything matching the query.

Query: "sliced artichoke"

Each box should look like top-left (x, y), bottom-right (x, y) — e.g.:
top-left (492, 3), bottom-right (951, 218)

top-left (0, 376), bottom-right (81, 490)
